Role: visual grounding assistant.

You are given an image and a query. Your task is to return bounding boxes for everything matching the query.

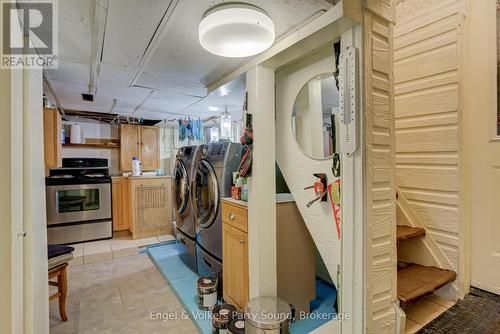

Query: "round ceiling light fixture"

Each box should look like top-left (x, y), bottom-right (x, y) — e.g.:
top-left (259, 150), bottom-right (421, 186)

top-left (199, 3), bottom-right (275, 58)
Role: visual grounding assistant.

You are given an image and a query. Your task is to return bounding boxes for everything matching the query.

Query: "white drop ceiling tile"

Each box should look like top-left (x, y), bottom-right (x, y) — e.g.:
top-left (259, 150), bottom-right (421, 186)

top-left (145, 95), bottom-right (201, 114)
top-left (58, 0), bottom-right (93, 63)
top-left (92, 62), bottom-right (154, 113)
top-left (136, 72), bottom-right (207, 98)
top-left (252, 0), bottom-right (330, 36)
top-left (181, 74), bottom-right (246, 120)
top-left (46, 60), bottom-right (90, 85)
top-left (102, 0), bottom-right (173, 67)
top-left (143, 0), bottom-right (247, 85)
top-left (50, 0), bottom-right (333, 118)
top-left (98, 62), bottom-right (138, 87)
top-left (139, 108), bottom-right (204, 121)
top-left (51, 79), bottom-right (104, 110)
top-left (144, 0), bottom-right (330, 85)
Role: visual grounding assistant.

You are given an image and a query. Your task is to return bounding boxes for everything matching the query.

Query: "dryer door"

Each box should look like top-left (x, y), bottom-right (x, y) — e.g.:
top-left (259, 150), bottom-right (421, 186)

top-left (173, 159), bottom-right (190, 215)
top-left (192, 159), bottom-right (219, 229)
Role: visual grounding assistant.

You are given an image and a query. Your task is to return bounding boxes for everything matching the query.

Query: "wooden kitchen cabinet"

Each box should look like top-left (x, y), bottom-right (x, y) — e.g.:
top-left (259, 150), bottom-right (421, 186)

top-left (120, 125), bottom-right (160, 171)
top-left (43, 108), bottom-right (62, 168)
top-left (129, 176), bottom-right (172, 239)
top-left (222, 204), bottom-right (249, 310)
top-left (120, 124), bottom-right (141, 171)
top-left (111, 177), bottom-right (131, 231)
top-left (222, 198), bottom-right (315, 314)
top-left (140, 126), bottom-right (160, 171)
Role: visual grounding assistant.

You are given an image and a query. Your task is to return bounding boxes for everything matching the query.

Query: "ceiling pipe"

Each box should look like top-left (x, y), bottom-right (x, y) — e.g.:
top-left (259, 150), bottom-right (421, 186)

top-left (42, 69), bottom-right (65, 116)
top-left (89, 0), bottom-right (109, 97)
top-left (132, 89), bottom-right (158, 115)
top-left (108, 98), bottom-right (118, 113)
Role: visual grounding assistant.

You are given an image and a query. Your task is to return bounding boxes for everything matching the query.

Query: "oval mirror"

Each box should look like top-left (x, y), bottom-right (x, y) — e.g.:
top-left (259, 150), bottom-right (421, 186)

top-left (291, 73), bottom-right (339, 159)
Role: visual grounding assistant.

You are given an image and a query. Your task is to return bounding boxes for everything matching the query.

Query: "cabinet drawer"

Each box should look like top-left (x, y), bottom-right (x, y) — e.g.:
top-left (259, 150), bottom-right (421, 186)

top-left (222, 201), bottom-right (247, 233)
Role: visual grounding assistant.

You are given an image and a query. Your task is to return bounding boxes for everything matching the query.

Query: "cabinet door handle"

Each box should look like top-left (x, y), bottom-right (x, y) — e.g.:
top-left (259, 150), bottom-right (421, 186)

top-left (240, 239), bottom-right (246, 244)
top-left (229, 213), bottom-right (236, 220)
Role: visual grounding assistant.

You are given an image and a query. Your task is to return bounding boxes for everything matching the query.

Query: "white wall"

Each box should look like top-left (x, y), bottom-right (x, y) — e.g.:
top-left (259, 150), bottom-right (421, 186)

top-left (62, 119), bottom-right (120, 174)
top-left (275, 46), bottom-right (341, 286)
top-left (158, 124), bottom-right (205, 176)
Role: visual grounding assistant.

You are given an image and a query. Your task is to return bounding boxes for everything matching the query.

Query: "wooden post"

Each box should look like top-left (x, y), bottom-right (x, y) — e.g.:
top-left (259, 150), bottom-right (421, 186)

top-left (246, 65), bottom-right (277, 298)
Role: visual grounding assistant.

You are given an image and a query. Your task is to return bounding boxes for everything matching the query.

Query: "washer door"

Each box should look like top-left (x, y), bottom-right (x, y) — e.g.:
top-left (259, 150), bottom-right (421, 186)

top-left (192, 159), bottom-right (219, 229)
top-left (173, 159), bottom-right (190, 215)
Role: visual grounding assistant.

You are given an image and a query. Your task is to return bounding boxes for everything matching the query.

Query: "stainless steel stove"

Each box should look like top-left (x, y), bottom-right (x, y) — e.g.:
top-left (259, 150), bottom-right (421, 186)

top-left (46, 158), bottom-right (112, 244)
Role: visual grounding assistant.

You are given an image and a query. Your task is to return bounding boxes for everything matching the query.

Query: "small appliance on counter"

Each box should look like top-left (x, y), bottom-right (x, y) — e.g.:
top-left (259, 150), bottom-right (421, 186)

top-left (46, 158), bottom-right (112, 244)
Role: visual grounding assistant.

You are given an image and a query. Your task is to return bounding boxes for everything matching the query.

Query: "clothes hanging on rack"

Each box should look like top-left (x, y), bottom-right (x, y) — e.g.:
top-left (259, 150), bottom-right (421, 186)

top-left (177, 118), bottom-right (204, 142)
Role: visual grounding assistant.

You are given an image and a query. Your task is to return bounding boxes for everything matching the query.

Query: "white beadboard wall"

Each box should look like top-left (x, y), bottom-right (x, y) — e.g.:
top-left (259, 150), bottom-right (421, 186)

top-left (394, 0), bottom-right (466, 299)
top-left (363, 2), bottom-right (398, 332)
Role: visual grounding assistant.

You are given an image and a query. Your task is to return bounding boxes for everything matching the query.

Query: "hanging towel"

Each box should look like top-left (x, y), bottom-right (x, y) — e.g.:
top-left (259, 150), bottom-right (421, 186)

top-left (178, 119), bottom-right (187, 141)
top-left (238, 113), bottom-right (253, 177)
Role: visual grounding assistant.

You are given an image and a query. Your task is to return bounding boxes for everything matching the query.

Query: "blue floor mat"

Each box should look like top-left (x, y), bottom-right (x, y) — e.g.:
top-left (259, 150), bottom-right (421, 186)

top-left (149, 242), bottom-right (338, 334)
top-left (291, 278), bottom-right (338, 333)
top-left (148, 242), bottom-right (213, 334)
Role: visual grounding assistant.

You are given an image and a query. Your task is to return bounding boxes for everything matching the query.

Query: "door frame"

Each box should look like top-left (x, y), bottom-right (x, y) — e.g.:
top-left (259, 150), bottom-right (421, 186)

top-left (464, 0), bottom-right (500, 295)
top-left (11, 61), bottom-right (25, 334)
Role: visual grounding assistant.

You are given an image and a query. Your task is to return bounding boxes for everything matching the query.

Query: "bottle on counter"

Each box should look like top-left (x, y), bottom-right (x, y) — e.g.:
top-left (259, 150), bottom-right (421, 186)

top-left (240, 177), bottom-right (248, 202)
top-left (132, 156), bottom-right (142, 176)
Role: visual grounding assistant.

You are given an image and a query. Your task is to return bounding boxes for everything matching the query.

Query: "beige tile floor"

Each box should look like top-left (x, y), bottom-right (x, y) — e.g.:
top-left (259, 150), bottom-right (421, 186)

top-left (70, 234), bottom-right (176, 266)
top-left (404, 294), bottom-right (455, 333)
top-left (50, 253), bottom-right (199, 334)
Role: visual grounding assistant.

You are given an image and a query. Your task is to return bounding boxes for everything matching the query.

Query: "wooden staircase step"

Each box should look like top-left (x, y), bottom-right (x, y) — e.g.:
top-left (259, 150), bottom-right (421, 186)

top-left (397, 264), bottom-right (456, 307)
top-left (397, 225), bottom-right (425, 242)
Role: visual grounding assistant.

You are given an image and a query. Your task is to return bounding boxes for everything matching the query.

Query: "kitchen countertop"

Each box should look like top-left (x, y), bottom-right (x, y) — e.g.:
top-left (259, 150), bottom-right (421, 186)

top-left (223, 193), bottom-right (294, 206)
top-left (112, 175), bottom-right (171, 180)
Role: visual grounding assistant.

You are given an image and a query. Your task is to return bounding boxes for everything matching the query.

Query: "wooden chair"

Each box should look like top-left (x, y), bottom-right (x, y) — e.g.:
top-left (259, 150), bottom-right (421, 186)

top-left (49, 263), bottom-right (68, 322)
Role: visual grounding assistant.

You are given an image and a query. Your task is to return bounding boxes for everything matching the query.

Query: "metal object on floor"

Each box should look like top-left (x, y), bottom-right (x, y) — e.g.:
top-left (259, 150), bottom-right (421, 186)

top-left (197, 276), bottom-right (218, 310)
top-left (212, 303), bottom-right (238, 333)
top-left (228, 312), bottom-right (245, 334)
top-left (244, 296), bottom-right (292, 334)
